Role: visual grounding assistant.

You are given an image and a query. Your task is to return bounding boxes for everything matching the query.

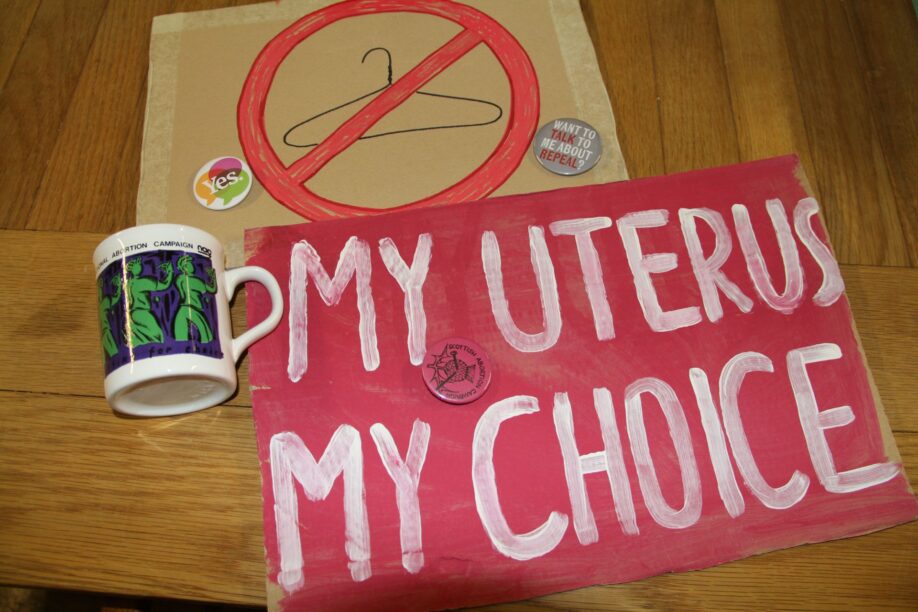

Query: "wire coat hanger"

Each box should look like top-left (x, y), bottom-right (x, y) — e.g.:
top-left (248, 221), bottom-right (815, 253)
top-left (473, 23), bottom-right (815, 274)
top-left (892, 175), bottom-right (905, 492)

top-left (283, 47), bottom-right (504, 148)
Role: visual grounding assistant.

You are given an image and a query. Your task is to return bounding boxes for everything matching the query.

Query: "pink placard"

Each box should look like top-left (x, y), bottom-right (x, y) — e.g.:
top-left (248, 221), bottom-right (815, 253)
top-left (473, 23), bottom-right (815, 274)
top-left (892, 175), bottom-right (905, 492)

top-left (245, 156), bottom-right (917, 611)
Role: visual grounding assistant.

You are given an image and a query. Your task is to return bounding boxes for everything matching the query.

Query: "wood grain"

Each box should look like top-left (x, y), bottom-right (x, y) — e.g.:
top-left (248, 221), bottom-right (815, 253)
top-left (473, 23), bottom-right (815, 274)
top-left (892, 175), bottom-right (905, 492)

top-left (842, 266), bottom-right (918, 434)
top-left (0, 0), bottom-right (109, 230)
top-left (0, 0), bottom-right (40, 92)
top-left (0, 391), bottom-right (265, 605)
top-left (644, 0), bottom-right (741, 173)
top-left (714, 0), bottom-right (820, 201)
top-left (0, 0), bottom-right (916, 607)
top-left (25, 1), bottom-right (173, 234)
top-left (845, 0), bottom-right (918, 266)
top-left (780, 0), bottom-right (910, 267)
top-left (581, 0), bottom-right (665, 179)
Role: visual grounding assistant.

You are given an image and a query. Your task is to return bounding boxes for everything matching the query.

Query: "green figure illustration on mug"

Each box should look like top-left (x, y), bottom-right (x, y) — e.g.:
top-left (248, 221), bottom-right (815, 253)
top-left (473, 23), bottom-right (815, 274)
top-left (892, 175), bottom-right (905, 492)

top-left (97, 249), bottom-right (223, 374)
top-left (97, 275), bottom-right (122, 358)
top-left (174, 254), bottom-right (217, 342)
top-left (126, 256), bottom-right (173, 345)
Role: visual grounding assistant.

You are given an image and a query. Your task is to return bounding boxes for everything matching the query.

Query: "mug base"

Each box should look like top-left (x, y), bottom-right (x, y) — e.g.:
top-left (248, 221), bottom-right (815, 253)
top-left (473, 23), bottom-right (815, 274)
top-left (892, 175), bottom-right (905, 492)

top-left (112, 374), bottom-right (233, 417)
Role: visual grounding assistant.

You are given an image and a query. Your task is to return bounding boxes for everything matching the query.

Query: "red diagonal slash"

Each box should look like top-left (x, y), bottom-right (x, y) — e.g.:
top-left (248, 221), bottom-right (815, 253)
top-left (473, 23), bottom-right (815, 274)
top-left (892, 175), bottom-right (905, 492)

top-left (287, 28), bottom-right (483, 184)
top-left (238, 0), bottom-right (540, 221)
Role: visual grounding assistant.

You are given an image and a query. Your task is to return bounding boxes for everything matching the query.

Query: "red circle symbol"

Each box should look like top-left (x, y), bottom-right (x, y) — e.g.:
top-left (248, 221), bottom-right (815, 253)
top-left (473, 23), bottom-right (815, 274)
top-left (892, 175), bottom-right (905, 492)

top-left (237, 0), bottom-right (540, 221)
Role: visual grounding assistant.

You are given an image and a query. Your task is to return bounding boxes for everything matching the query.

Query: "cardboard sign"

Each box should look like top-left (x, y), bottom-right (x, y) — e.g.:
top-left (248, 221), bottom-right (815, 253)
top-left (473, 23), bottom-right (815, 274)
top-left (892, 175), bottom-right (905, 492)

top-left (139, 0), bottom-right (628, 265)
top-left (245, 156), bottom-right (917, 610)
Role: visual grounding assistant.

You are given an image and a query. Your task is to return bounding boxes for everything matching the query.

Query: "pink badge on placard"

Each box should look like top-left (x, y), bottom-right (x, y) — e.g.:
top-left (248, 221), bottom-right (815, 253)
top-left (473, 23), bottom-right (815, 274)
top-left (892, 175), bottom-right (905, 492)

top-left (422, 338), bottom-right (491, 404)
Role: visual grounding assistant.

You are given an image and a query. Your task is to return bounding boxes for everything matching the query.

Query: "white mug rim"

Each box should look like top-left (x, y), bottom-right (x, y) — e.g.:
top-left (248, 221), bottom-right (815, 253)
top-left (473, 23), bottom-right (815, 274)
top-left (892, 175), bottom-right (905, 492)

top-left (93, 223), bottom-right (224, 273)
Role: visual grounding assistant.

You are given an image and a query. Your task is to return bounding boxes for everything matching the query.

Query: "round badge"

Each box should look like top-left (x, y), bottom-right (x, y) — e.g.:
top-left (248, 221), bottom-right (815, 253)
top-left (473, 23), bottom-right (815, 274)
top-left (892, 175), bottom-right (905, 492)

top-left (532, 118), bottom-right (602, 176)
top-left (422, 338), bottom-right (492, 404)
top-left (193, 156), bottom-right (253, 210)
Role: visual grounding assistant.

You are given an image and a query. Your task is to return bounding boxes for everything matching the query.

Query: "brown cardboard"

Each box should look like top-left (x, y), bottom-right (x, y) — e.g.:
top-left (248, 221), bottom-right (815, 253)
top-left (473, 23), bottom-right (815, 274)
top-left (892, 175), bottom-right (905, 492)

top-left (137, 0), bottom-right (628, 265)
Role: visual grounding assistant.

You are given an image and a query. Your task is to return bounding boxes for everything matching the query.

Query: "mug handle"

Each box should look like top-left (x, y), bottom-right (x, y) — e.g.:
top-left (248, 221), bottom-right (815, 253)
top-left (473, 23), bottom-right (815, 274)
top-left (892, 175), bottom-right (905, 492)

top-left (224, 266), bottom-right (284, 362)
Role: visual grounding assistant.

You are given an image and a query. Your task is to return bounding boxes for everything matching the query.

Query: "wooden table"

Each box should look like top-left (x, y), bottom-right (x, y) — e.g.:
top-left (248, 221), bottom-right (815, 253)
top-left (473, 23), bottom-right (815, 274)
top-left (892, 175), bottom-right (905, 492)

top-left (1, 0), bottom-right (916, 608)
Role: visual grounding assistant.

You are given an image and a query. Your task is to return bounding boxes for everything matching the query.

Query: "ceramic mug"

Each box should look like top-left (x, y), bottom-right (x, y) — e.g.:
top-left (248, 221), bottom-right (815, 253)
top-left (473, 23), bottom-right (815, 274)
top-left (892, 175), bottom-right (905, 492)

top-left (93, 224), bottom-right (283, 417)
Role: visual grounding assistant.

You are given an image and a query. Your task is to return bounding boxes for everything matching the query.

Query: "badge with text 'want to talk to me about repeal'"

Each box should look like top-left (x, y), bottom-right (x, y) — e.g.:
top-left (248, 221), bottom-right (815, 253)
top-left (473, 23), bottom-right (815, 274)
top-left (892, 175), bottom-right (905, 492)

top-left (244, 155), bottom-right (917, 611)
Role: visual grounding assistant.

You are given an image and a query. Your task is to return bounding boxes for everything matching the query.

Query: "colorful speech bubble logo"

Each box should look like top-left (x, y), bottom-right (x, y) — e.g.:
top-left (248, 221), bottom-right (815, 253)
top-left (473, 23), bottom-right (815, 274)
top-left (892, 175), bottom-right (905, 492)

top-left (193, 156), bottom-right (253, 210)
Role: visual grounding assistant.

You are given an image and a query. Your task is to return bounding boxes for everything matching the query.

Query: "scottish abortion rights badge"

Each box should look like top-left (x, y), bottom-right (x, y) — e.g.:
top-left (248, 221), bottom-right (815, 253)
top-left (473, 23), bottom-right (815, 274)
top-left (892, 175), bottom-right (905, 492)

top-left (533, 118), bottom-right (602, 176)
top-left (193, 156), bottom-right (253, 210)
top-left (422, 338), bottom-right (492, 404)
